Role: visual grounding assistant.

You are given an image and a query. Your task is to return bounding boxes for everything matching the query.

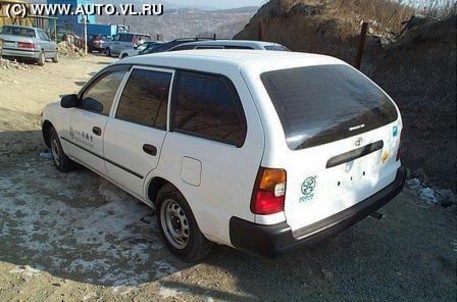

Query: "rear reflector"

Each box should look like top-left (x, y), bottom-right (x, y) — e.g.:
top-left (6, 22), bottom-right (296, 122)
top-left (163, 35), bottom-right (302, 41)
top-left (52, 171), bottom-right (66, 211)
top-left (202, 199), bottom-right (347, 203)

top-left (251, 167), bottom-right (287, 215)
top-left (396, 130), bottom-right (403, 161)
top-left (17, 42), bottom-right (35, 49)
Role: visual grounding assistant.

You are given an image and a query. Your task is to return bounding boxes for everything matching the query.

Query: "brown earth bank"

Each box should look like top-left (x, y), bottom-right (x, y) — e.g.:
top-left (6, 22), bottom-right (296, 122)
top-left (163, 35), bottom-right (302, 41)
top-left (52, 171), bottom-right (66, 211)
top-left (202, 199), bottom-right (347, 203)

top-left (0, 50), bottom-right (456, 301)
top-left (235, 0), bottom-right (457, 193)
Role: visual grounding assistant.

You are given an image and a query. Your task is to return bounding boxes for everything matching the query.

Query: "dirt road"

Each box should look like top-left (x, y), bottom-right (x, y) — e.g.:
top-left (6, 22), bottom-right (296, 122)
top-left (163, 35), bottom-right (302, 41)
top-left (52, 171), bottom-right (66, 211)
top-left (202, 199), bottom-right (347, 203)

top-left (0, 55), bottom-right (456, 301)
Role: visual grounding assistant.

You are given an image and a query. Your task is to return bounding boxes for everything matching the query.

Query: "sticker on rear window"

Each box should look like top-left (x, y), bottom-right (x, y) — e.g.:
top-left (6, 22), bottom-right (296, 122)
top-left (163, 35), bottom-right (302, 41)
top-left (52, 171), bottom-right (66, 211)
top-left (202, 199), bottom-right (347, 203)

top-left (393, 126), bottom-right (398, 137)
top-left (300, 176), bottom-right (316, 203)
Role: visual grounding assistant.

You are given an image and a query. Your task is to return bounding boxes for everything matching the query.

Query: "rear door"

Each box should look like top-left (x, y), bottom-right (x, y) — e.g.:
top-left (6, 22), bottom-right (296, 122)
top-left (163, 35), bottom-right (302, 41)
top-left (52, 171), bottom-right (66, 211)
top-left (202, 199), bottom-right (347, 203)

top-left (103, 67), bottom-right (173, 200)
top-left (259, 64), bottom-right (402, 231)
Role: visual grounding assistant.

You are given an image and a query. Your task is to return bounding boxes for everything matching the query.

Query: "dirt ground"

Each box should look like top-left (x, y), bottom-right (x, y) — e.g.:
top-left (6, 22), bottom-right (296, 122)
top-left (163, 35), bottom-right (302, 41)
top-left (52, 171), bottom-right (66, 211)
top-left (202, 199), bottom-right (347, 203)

top-left (0, 55), bottom-right (456, 302)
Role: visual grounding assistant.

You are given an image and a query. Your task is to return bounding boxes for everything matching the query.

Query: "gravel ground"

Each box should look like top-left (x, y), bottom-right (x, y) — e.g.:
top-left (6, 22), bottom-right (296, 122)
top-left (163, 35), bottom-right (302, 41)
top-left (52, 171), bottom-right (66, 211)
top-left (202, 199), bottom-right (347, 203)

top-left (0, 55), bottom-right (456, 302)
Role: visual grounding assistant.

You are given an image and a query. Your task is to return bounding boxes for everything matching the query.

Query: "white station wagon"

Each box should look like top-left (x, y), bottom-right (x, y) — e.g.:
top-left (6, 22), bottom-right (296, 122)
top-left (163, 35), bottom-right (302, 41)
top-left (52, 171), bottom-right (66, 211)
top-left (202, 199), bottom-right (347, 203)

top-left (41, 50), bottom-right (406, 261)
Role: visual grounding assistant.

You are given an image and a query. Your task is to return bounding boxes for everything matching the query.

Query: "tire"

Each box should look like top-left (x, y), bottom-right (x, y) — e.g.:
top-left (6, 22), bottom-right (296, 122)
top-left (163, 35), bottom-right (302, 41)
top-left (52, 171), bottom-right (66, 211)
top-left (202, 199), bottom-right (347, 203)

top-left (49, 127), bottom-right (75, 172)
top-left (105, 48), bottom-right (111, 57)
top-left (121, 53), bottom-right (128, 59)
top-left (157, 184), bottom-right (212, 262)
top-left (37, 51), bottom-right (45, 66)
top-left (52, 51), bottom-right (59, 63)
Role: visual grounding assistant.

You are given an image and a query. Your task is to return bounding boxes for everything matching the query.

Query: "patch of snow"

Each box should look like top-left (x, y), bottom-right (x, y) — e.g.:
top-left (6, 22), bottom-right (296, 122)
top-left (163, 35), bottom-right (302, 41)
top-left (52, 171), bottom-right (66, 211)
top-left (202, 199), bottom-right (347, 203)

top-left (419, 187), bottom-right (437, 204)
top-left (9, 265), bottom-right (44, 277)
top-left (0, 158), bottom-right (175, 286)
top-left (159, 285), bottom-right (188, 299)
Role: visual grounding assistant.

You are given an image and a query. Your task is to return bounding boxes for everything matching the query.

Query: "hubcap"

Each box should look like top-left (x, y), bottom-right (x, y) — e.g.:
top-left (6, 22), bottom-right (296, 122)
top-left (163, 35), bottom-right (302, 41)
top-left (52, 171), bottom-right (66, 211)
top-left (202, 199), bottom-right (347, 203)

top-left (160, 199), bottom-right (190, 250)
top-left (51, 137), bottom-right (60, 166)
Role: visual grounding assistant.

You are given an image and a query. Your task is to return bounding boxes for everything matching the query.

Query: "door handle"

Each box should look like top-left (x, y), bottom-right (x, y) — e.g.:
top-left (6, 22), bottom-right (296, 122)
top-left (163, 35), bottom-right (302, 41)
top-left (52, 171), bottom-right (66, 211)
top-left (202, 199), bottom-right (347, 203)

top-left (143, 144), bottom-right (157, 156)
top-left (92, 126), bottom-right (102, 136)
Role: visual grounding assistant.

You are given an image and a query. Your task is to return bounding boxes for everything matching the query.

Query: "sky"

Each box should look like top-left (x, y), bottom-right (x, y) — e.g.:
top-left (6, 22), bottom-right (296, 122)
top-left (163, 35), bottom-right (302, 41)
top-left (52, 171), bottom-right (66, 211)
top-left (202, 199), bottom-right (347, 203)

top-left (167, 0), bottom-right (265, 9)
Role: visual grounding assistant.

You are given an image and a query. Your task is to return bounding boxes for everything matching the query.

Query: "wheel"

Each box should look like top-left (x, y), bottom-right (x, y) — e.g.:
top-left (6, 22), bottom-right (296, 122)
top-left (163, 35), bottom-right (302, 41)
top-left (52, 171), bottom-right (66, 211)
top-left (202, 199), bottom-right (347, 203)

top-left (157, 184), bottom-right (212, 262)
top-left (37, 51), bottom-right (45, 66)
top-left (105, 48), bottom-right (111, 57)
top-left (52, 51), bottom-right (59, 63)
top-left (49, 127), bottom-right (75, 172)
top-left (121, 53), bottom-right (128, 59)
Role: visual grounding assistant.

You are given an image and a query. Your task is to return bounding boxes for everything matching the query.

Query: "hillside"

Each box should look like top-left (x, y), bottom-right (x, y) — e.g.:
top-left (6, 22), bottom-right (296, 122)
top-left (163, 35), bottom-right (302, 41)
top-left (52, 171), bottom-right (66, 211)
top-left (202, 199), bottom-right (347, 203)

top-left (236, 0), bottom-right (456, 192)
top-left (97, 7), bottom-right (258, 40)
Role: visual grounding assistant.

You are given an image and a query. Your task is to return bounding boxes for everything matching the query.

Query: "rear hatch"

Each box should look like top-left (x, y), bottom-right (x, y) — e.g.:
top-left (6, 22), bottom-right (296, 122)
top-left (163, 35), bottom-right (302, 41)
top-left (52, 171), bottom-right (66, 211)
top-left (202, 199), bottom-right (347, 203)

top-left (260, 64), bottom-right (402, 232)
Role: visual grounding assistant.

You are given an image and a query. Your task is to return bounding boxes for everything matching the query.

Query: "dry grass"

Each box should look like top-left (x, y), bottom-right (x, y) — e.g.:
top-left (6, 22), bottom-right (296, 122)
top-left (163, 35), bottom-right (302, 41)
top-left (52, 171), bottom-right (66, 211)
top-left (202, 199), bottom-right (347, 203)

top-left (326, 0), bottom-right (415, 35)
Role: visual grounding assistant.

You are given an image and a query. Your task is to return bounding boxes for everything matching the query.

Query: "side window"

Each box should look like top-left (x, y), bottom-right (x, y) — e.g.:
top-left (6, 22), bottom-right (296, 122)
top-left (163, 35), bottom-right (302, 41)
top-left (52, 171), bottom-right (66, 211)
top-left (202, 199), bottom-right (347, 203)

top-left (172, 71), bottom-right (247, 147)
top-left (116, 69), bottom-right (171, 129)
top-left (80, 71), bottom-right (127, 115)
top-left (38, 31), bottom-right (46, 40)
top-left (120, 34), bottom-right (132, 42)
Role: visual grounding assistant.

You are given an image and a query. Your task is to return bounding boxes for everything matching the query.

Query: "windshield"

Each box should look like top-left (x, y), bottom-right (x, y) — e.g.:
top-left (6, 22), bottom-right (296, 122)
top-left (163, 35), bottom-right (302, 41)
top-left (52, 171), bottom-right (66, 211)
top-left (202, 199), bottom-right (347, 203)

top-left (0, 26), bottom-right (35, 38)
top-left (261, 64), bottom-right (398, 150)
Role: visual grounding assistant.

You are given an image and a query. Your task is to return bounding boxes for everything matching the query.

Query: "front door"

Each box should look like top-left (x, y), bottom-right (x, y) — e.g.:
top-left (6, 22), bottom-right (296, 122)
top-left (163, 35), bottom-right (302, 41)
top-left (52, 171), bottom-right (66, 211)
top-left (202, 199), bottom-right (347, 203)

top-left (61, 67), bottom-right (129, 176)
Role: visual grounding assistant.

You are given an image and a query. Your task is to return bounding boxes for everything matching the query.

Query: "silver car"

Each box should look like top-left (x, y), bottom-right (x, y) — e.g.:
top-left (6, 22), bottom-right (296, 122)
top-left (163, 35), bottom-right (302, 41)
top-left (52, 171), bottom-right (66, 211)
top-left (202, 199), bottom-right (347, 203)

top-left (0, 25), bottom-right (58, 66)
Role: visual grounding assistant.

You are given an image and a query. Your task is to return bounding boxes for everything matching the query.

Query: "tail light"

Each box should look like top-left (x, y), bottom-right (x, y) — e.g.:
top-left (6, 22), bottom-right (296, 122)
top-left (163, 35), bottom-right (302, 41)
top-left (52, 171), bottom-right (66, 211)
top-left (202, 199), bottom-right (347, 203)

top-left (251, 167), bottom-right (287, 215)
top-left (396, 129), bottom-right (403, 161)
top-left (18, 42), bottom-right (35, 49)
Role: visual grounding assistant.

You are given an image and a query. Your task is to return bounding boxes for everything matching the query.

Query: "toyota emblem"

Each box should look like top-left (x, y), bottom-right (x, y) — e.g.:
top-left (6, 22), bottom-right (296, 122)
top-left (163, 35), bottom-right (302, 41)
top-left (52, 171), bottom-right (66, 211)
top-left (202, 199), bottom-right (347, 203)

top-left (355, 137), bottom-right (363, 147)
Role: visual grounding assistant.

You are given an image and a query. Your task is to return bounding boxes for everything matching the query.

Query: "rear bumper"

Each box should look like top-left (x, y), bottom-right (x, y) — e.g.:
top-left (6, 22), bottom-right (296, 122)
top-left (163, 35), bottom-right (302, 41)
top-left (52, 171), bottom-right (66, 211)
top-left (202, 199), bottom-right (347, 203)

top-left (1, 48), bottom-right (40, 59)
top-left (88, 44), bottom-right (105, 51)
top-left (229, 166), bottom-right (406, 258)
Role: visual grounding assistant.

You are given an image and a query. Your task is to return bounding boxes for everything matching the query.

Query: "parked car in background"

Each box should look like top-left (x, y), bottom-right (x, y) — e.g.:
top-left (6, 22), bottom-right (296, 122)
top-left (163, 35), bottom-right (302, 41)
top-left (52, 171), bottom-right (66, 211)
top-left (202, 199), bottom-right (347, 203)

top-left (87, 34), bottom-right (108, 52)
top-left (0, 25), bottom-right (58, 66)
top-left (139, 38), bottom-right (211, 55)
top-left (105, 32), bottom-right (152, 57)
top-left (41, 50), bottom-right (405, 261)
top-left (169, 40), bottom-right (290, 51)
top-left (118, 41), bottom-right (164, 59)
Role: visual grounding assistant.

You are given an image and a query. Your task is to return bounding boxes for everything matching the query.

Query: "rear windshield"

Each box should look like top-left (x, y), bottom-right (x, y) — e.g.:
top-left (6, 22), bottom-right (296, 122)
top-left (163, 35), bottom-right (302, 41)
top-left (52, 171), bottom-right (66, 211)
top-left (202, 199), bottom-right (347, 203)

top-left (0, 26), bottom-right (35, 38)
top-left (261, 64), bottom-right (398, 150)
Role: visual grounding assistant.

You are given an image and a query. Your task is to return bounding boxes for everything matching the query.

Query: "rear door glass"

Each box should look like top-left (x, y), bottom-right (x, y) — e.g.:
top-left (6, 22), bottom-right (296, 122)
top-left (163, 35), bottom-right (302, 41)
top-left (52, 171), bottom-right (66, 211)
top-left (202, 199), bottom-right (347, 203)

top-left (116, 68), bottom-right (171, 129)
top-left (261, 64), bottom-right (398, 150)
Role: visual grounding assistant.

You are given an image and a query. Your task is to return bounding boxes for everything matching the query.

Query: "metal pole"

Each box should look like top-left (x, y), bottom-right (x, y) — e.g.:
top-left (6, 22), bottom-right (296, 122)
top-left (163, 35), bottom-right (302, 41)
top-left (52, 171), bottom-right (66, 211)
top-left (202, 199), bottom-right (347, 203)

top-left (355, 21), bottom-right (369, 70)
top-left (83, 15), bottom-right (87, 55)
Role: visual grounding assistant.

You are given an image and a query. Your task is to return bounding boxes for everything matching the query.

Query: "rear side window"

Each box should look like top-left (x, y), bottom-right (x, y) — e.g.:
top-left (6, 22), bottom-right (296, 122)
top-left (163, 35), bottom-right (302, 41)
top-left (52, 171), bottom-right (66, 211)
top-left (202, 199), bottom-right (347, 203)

top-left (116, 69), bottom-right (171, 129)
top-left (261, 64), bottom-right (398, 150)
top-left (119, 34), bottom-right (133, 42)
top-left (171, 71), bottom-right (247, 147)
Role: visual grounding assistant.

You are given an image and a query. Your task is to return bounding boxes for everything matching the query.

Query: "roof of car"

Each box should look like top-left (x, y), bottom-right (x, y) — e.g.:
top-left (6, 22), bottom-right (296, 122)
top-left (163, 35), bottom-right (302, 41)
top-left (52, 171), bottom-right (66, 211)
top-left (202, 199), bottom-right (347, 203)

top-left (115, 49), bottom-right (345, 73)
top-left (1, 25), bottom-right (37, 30)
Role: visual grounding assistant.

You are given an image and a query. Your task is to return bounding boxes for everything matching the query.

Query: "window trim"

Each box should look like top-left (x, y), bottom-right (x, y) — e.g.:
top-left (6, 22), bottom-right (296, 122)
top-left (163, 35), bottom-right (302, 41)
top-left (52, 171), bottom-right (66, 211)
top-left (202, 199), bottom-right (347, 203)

top-left (170, 70), bottom-right (248, 148)
top-left (113, 65), bottom-right (175, 130)
top-left (77, 65), bottom-right (131, 116)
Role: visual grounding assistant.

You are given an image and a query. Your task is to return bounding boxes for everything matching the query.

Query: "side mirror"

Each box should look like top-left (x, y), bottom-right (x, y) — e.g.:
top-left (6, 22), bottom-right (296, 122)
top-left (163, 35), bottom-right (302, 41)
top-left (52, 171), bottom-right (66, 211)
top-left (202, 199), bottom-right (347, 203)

top-left (60, 94), bottom-right (78, 108)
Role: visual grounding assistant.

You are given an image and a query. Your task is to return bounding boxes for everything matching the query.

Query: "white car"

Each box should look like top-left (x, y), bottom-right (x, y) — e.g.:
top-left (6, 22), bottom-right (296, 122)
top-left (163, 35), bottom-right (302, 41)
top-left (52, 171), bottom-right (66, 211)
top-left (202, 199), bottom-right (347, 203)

top-left (41, 50), bottom-right (406, 261)
top-left (118, 41), bottom-right (164, 59)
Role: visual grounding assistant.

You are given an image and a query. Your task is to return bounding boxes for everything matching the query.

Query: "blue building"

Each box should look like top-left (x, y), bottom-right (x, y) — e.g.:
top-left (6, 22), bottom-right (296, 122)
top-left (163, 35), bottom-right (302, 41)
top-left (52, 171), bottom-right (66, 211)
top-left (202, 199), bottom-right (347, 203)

top-left (47, 0), bottom-right (96, 35)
